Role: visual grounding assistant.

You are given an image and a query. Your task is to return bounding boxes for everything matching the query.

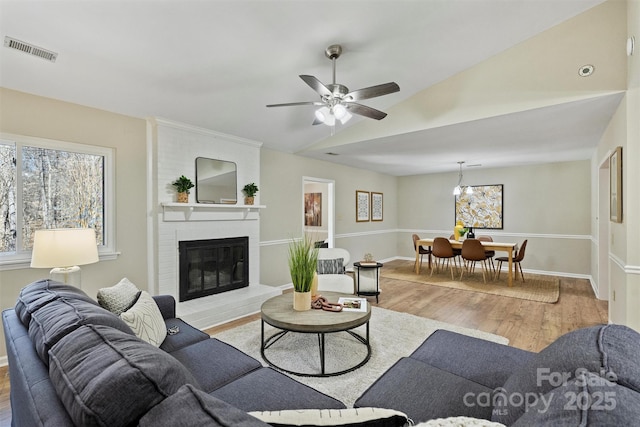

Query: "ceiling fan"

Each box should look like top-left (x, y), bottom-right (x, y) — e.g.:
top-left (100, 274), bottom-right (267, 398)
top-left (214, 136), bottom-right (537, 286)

top-left (266, 44), bottom-right (400, 127)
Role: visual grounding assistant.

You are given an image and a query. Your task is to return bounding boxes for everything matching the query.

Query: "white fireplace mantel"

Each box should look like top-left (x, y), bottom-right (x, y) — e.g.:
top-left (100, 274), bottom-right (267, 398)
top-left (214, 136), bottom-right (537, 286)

top-left (161, 203), bottom-right (266, 221)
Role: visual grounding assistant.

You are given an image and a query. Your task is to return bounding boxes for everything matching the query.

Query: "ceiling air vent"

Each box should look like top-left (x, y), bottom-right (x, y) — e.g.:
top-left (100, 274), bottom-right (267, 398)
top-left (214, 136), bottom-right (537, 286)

top-left (4, 36), bottom-right (58, 62)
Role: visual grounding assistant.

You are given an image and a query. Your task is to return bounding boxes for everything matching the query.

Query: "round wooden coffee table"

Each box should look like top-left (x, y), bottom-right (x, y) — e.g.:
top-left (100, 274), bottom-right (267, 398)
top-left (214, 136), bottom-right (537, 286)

top-left (260, 291), bottom-right (371, 377)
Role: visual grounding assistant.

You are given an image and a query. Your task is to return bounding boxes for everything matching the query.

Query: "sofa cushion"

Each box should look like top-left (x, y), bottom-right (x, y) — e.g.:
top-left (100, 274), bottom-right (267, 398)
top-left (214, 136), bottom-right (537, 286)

top-left (249, 407), bottom-right (409, 427)
top-left (28, 297), bottom-right (133, 365)
top-left (170, 338), bottom-right (262, 392)
top-left (410, 329), bottom-right (533, 389)
top-left (15, 279), bottom-right (97, 326)
top-left (160, 318), bottom-right (210, 352)
top-left (210, 367), bottom-right (346, 412)
top-left (97, 277), bottom-right (141, 315)
top-left (139, 384), bottom-right (269, 427)
top-left (493, 324), bottom-right (640, 425)
top-left (511, 372), bottom-right (640, 426)
top-left (48, 324), bottom-right (200, 427)
top-left (354, 357), bottom-right (494, 424)
top-left (120, 290), bottom-right (167, 346)
top-left (2, 309), bottom-right (76, 427)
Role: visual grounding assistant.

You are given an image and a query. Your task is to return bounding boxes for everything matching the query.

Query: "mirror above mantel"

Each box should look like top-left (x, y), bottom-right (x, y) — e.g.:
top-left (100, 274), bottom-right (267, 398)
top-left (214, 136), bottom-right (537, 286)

top-left (195, 157), bottom-right (237, 204)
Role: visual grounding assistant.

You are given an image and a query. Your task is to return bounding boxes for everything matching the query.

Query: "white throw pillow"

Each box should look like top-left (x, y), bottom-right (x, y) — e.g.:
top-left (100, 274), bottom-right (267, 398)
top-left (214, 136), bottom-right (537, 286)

top-left (249, 407), bottom-right (409, 426)
top-left (414, 417), bottom-right (506, 427)
top-left (97, 278), bottom-right (140, 315)
top-left (120, 291), bottom-right (167, 347)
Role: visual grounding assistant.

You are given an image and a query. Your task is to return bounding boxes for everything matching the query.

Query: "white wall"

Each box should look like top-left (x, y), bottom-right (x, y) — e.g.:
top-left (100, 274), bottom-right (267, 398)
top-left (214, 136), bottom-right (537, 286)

top-left (259, 149), bottom-right (398, 286)
top-left (397, 161), bottom-right (592, 277)
top-left (0, 88), bottom-right (148, 361)
top-left (591, 0), bottom-right (640, 331)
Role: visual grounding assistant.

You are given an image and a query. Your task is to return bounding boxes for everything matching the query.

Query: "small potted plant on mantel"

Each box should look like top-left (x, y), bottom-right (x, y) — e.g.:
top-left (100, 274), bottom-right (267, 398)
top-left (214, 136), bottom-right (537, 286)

top-left (172, 175), bottom-right (194, 203)
top-left (242, 182), bottom-right (259, 205)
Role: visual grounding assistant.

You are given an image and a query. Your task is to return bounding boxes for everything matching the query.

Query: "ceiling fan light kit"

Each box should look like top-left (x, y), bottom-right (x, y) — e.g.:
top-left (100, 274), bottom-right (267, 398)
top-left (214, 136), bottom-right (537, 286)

top-left (267, 44), bottom-right (400, 127)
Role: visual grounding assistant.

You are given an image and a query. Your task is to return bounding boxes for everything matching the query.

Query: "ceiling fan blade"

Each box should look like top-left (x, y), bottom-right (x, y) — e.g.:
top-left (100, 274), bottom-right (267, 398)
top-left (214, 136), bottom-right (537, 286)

top-left (266, 101), bottom-right (324, 108)
top-left (299, 75), bottom-right (333, 97)
top-left (345, 102), bottom-right (388, 120)
top-left (345, 82), bottom-right (400, 102)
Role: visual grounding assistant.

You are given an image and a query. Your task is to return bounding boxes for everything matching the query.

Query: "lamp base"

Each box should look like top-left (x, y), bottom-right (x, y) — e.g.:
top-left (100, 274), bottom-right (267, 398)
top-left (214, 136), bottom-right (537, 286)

top-left (50, 266), bottom-right (82, 287)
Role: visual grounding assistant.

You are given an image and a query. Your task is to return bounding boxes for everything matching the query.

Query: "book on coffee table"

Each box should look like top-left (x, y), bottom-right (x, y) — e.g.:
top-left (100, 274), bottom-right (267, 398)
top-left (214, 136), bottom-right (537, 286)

top-left (338, 297), bottom-right (367, 312)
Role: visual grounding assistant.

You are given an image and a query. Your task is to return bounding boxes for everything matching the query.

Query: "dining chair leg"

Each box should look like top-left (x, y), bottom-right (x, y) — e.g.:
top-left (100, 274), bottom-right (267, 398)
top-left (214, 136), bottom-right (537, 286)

top-left (517, 262), bottom-right (525, 282)
top-left (495, 260), bottom-right (503, 280)
top-left (480, 260), bottom-right (487, 283)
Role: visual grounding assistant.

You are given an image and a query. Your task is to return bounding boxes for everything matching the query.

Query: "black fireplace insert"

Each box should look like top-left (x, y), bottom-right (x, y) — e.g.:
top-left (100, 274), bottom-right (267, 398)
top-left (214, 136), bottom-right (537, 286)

top-left (179, 236), bottom-right (249, 302)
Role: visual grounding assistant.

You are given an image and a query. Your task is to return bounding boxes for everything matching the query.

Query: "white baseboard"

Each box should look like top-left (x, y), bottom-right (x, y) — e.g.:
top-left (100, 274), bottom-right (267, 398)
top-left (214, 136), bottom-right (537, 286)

top-left (0, 355), bottom-right (7, 367)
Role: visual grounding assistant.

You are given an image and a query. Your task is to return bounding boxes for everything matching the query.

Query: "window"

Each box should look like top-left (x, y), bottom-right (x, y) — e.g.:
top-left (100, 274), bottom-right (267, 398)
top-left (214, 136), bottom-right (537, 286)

top-left (0, 133), bottom-right (115, 269)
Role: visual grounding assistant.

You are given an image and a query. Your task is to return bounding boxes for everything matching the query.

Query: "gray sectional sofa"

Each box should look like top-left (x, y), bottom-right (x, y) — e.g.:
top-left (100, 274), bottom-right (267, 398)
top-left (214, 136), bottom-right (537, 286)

top-left (4, 278), bottom-right (640, 426)
top-left (355, 324), bottom-right (640, 425)
top-left (2, 280), bottom-right (350, 426)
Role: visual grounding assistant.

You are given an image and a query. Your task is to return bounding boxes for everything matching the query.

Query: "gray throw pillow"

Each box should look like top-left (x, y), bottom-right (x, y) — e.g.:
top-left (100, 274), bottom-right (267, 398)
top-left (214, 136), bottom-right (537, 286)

top-left (317, 258), bottom-right (344, 274)
top-left (97, 277), bottom-right (140, 315)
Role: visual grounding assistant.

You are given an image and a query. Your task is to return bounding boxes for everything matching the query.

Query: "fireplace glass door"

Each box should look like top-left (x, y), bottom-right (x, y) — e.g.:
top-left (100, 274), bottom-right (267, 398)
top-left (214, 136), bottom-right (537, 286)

top-left (179, 237), bottom-right (249, 302)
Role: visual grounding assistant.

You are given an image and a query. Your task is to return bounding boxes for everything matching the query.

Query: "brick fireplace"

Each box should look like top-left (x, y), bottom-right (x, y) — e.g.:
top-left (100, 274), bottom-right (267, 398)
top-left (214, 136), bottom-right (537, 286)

top-left (149, 118), bottom-right (280, 329)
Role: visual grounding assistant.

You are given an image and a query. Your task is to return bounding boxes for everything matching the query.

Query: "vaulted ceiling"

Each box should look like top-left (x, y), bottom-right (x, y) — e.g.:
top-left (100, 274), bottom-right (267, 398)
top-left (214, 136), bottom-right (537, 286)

top-left (0, 0), bottom-right (627, 175)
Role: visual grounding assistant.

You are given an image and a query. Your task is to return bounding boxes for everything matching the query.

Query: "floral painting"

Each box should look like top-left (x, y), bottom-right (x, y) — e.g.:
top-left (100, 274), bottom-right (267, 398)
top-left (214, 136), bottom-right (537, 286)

top-left (455, 184), bottom-right (503, 229)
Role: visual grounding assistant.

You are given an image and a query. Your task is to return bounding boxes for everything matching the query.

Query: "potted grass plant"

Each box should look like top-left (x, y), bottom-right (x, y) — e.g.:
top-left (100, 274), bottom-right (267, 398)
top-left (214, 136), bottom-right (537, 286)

top-left (172, 175), bottom-right (195, 203)
top-left (288, 234), bottom-right (319, 311)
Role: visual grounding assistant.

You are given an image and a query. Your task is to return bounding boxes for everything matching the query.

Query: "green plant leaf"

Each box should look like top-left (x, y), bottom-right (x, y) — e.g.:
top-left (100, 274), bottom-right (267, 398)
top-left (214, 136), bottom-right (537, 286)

top-left (287, 234), bottom-right (319, 292)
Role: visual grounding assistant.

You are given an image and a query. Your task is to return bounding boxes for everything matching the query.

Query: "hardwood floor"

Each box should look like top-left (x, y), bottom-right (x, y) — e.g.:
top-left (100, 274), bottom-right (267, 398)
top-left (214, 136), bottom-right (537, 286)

top-left (0, 259), bottom-right (608, 424)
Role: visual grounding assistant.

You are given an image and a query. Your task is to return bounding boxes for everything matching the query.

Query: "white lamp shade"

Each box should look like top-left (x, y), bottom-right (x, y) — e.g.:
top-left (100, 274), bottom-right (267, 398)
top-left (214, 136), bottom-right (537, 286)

top-left (31, 228), bottom-right (99, 268)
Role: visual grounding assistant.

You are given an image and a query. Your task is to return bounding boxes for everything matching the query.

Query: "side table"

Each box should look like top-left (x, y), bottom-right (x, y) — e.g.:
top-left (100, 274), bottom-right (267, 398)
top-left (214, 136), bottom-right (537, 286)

top-left (353, 261), bottom-right (383, 303)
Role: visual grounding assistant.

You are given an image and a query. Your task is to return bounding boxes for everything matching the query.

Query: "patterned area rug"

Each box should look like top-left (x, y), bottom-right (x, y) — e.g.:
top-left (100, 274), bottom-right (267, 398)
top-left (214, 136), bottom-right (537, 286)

top-left (213, 306), bottom-right (508, 407)
top-left (382, 260), bottom-right (559, 303)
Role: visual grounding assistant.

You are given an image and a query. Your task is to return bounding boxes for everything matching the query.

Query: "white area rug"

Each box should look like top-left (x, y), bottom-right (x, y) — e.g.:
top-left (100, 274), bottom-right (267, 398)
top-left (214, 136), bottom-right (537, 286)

top-left (213, 307), bottom-right (508, 407)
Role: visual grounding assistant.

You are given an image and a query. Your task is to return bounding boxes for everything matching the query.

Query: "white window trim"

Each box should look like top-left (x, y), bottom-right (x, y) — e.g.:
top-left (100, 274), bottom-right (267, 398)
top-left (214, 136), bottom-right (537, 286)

top-left (0, 133), bottom-right (117, 270)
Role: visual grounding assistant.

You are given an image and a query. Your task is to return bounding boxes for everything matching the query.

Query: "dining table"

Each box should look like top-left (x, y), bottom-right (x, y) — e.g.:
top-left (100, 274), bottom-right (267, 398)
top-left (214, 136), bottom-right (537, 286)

top-left (415, 238), bottom-right (518, 287)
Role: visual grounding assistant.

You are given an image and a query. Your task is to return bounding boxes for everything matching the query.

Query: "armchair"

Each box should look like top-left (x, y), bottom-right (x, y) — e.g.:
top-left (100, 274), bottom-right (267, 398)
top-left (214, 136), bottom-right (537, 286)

top-left (316, 248), bottom-right (354, 294)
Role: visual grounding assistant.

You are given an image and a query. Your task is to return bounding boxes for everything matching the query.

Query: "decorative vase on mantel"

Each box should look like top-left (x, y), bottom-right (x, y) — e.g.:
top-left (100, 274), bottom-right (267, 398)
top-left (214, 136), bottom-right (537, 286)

top-left (293, 291), bottom-right (312, 311)
top-left (177, 191), bottom-right (189, 203)
top-left (244, 196), bottom-right (254, 205)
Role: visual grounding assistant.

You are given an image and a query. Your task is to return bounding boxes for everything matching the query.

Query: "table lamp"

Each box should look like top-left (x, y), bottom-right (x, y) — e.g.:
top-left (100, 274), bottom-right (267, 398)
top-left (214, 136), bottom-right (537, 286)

top-left (30, 228), bottom-right (99, 287)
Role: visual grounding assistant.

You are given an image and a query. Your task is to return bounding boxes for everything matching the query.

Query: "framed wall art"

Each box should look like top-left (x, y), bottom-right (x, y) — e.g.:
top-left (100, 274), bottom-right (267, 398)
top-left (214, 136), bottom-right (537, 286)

top-left (356, 190), bottom-right (370, 222)
top-left (304, 192), bottom-right (322, 226)
top-left (455, 184), bottom-right (503, 229)
top-left (610, 146), bottom-right (622, 223)
top-left (371, 192), bottom-right (383, 221)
